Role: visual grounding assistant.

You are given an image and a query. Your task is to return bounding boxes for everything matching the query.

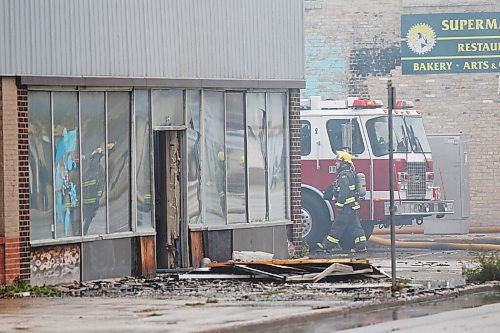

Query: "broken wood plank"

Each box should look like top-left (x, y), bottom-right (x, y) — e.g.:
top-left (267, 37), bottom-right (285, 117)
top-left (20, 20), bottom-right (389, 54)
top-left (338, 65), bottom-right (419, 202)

top-left (285, 268), bottom-right (374, 282)
top-left (234, 264), bottom-right (286, 282)
top-left (179, 273), bottom-right (259, 280)
top-left (313, 263), bottom-right (353, 283)
top-left (207, 258), bottom-right (369, 268)
top-left (266, 264), bottom-right (308, 272)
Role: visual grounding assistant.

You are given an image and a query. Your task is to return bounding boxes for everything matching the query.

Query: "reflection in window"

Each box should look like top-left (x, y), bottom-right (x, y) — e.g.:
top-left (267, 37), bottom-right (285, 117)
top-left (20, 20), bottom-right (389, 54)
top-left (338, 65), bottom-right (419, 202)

top-left (186, 90), bottom-right (202, 224)
top-left (107, 92), bottom-right (131, 233)
top-left (29, 92), bottom-right (53, 240)
top-left (53, 92), bottom-right (81, 237)
top-left (300, 120), bottom-right (311, 156)
top-left (246, 93), bottom-right (267, 222)
top-left (366, 116), bottom-right (407, 157)
top-left (152, 89), bottom-right (184, 127)
top-left (81, 92), bottom-right (107, 235)
top-left (203, 91), bottom-right (226, 225)
top-left (326, 119), bottom-right (364, 155)
top-left (135, 90), bottom-right (154, 231)
top-left (267, 93), bottom-right (287, 220)
top-left (226, 93), bottom-right (246, 223)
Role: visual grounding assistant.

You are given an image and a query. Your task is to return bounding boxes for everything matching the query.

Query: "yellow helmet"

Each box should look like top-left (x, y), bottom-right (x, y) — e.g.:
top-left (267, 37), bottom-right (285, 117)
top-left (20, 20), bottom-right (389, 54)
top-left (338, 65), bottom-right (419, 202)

top-left (217, 151), bottom-right (225, 161)
top-left (337, 151), bottom-right (353, 164)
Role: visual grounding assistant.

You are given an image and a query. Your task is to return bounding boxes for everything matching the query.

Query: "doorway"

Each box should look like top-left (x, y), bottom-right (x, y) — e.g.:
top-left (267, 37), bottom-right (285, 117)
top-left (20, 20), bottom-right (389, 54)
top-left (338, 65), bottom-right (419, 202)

top-left (154, 130), bottom-right (186, 269)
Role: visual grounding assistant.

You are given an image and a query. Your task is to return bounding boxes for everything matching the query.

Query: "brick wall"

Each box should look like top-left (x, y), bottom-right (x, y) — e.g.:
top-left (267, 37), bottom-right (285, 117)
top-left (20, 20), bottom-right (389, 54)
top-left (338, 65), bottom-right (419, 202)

top-left (289, 89), bottom-right (303, 253)
top-left (0, 77), bottom-right (21, 284)
top-left (304, 0), bottom-right (500, 227)
top-left (18, 87), bottom-right (30, 280)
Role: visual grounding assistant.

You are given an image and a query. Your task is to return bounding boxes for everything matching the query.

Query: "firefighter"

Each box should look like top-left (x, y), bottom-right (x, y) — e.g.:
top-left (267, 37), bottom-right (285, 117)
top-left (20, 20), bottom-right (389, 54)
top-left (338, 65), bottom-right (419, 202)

top-left (83, 147), bottom-right (105, 235)
top-left (317, 151), bottom-right (367, 254)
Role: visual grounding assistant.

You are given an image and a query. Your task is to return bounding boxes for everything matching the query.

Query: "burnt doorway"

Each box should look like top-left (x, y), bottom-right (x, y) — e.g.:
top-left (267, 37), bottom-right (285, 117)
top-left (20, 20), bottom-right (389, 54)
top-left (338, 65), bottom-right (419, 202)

top-left (154, 130), bottom-right (186, 269)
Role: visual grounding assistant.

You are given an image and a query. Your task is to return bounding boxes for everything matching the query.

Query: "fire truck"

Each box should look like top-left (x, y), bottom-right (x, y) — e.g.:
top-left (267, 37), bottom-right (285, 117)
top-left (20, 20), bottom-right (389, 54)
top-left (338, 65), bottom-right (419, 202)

top-left (300, 96), bottom-right (454, 250)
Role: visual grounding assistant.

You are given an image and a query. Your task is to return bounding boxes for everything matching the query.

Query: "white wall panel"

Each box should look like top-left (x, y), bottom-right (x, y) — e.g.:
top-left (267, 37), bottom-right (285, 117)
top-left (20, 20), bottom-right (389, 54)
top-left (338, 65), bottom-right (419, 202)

top-left (0, 0), bottom-right (304, 81)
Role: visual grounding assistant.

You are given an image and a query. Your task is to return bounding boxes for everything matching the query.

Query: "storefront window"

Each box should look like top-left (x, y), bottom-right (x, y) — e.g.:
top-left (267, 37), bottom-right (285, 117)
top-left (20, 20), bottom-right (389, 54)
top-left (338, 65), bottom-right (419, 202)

top-left (29, 92), bottom-right (53, 240)
top-left (152, 89), bottom-right (184, 127)
top-left (80, 92), bottom-right (107, 235)
top-left (267, 93), bottom-right (287, 220)
top-left (107, 92), bottom-right (131, 233)
top-left (186, 90), bottom-right (202, 224)
top-left (246, 93), bottom-right (267, 222)
top-left (203, 91), bottom-right (226, 225)
top-left (135, 90), bottom-right (154, 231)
top-left (225, 93), bottom-right (246, 223)
top-left (53, 92), bottom-right (81, 237)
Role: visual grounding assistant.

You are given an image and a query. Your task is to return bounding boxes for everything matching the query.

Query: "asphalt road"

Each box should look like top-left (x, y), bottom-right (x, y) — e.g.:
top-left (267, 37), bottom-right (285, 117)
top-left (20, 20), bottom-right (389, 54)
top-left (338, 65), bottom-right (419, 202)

top-left (0, 233), bottom-right (498, 333)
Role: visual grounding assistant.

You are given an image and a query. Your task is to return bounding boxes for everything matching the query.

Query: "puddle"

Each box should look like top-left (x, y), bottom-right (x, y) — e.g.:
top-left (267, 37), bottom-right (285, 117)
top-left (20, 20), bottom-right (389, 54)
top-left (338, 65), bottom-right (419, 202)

top-left (239, 291), bottom-right (500, 333)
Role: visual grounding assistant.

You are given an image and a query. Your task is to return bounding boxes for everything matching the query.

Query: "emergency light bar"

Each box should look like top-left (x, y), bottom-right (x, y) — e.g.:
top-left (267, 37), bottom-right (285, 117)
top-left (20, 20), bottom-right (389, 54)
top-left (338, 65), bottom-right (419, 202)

top-left (350, 99), bottom-right (384, 109)
top-left (395, 100), bottom-right (415, 109)
top-left (301, 96), bottom-right (384, 110)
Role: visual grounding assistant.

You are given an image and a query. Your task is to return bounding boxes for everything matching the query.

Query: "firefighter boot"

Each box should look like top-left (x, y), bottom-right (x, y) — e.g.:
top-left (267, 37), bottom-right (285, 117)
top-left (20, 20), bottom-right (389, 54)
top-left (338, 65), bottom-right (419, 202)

top-left (351, 236), bottom-right (368, 257)
top-left (317, 235), bottom-right (342, 254)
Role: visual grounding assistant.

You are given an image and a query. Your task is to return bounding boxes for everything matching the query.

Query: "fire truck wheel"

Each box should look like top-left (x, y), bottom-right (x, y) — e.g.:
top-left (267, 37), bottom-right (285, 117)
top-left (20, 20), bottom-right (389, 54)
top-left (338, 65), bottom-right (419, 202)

top-left (301, 193), bottom-right (331, 250)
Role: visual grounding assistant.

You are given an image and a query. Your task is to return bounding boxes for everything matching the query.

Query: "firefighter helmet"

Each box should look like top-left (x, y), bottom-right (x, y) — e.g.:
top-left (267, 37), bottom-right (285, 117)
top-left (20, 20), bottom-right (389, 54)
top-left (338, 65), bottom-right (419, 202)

top-left (218, 151), bottom-right (225, 161)
top-left (337, 151), bottom-right (353, 164)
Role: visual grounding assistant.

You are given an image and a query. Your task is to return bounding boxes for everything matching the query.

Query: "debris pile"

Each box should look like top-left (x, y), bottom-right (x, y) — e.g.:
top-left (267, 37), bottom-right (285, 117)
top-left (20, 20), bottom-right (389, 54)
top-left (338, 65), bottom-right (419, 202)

top-left (183, 258), bottom-right (389, 283)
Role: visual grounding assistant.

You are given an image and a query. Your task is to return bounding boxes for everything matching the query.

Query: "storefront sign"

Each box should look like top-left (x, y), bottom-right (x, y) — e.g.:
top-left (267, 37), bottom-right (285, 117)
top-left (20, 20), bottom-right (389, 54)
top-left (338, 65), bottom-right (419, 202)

top-left (401, 12), bottom-right (500, 74)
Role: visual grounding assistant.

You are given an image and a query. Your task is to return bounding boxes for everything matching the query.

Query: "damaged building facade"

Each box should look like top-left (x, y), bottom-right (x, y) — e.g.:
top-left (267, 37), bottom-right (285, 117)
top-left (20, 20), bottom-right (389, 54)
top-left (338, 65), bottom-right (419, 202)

top-left (0, 0), bottom-right (305, 285)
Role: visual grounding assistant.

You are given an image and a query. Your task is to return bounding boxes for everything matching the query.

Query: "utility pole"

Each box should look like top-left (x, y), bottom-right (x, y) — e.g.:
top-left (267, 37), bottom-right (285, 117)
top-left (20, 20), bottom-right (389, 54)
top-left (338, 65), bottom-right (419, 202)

top-left (387, 80), bottom-right (397, 294)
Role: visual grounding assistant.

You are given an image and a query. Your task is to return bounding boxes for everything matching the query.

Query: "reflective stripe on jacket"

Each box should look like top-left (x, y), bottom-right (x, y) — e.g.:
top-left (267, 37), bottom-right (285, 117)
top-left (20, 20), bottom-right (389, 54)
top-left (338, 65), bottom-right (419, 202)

top-left (333, 168), bottom-right (360, 210)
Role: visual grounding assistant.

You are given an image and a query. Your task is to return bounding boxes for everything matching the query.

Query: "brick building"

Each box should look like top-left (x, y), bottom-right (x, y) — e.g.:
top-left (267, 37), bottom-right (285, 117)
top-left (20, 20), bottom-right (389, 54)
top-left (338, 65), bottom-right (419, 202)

top-left (304, 0), bottom-right (500, 227)
top-left (0, 0), bottom-right (305, 285)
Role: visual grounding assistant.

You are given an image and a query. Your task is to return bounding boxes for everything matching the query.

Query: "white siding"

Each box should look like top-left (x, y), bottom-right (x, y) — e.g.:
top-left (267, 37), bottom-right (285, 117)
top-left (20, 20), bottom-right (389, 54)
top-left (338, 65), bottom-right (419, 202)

top-left (0, 0), bottom-right (304, 81)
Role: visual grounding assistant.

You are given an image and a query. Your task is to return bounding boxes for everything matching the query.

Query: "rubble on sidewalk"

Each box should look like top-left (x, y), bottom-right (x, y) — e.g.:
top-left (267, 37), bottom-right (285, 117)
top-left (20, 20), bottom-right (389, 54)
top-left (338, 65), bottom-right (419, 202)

top-left (182, 258), bottom-right (389, 282)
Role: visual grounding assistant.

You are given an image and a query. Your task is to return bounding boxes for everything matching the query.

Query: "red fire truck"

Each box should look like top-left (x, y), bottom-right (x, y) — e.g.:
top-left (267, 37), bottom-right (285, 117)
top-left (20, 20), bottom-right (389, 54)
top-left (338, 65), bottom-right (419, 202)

top-left (300, 96), bottom-right (453, 249)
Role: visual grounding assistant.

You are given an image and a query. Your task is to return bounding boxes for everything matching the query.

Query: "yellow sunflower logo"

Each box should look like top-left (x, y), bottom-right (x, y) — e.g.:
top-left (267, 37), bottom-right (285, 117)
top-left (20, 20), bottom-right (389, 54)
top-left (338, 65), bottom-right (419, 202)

top-left (406, 23), bottom-right (436, 55)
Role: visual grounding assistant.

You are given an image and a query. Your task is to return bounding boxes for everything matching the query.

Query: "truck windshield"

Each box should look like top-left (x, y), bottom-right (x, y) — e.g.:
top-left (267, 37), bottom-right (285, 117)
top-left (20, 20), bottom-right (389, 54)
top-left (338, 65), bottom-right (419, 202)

top-left (404, 117), bottom-right (431, 153)
top-left (366, 116), bottom-right (408, 157)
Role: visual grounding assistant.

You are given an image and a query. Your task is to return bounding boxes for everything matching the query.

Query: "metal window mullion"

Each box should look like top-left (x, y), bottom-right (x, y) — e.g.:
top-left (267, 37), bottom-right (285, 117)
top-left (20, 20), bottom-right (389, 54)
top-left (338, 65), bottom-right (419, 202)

top-left (284, 91), bottom-right (291, 220)
top-left (147, 90), bottom-right (156, 232)
top-left (77, 92), bottom-right (84, 237)
top-left (264, 93), bottom-right (270, 221)
top-left (243, 92), bottom-right (249, 224)
top-left (131, 90), bottom-right (137, 233)
top-left (104, 92), bottom-right (110, 235)
top-left (200, 90), bottom-right (206, 225)
top-left (223, 92), bottom-right (228, 225)
top-left (50, 92), bottom-right (57, 239)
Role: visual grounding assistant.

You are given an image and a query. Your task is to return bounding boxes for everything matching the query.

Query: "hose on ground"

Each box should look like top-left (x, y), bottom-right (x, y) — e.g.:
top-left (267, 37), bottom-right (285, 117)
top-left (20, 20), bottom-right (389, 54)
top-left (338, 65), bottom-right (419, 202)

top-left (373, 226), bottom-right (500, 235)
top-left (368, 235), bottom-right (500, 251)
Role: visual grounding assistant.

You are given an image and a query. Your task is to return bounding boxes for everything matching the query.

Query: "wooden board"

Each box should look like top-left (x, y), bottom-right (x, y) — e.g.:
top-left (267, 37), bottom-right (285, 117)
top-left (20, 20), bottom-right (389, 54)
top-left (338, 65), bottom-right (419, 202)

top-left (207, 258), bottom-right (369, 267)
top-left (190, 231), bottom-right (204, 268)
top-left (140, 236), bottom-right (156, 278)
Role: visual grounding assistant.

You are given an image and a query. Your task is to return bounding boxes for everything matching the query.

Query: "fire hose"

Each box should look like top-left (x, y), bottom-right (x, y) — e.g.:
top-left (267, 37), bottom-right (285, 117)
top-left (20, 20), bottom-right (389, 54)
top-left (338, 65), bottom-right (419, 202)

top-left (368, 235), bottom-right (500, 251)
top-left (373, 226), bottom-right (500, 235)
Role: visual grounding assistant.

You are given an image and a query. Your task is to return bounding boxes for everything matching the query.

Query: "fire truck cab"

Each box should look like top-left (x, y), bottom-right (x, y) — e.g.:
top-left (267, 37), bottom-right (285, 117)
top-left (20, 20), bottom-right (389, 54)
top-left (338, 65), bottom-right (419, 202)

top-left (300, 96), bottom-right (454, 250)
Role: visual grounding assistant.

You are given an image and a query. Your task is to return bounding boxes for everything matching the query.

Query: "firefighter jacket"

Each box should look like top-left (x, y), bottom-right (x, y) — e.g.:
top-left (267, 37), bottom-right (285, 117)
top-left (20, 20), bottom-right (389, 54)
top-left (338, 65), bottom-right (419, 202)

top-left (333, 167), bottom-right (360, 210)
